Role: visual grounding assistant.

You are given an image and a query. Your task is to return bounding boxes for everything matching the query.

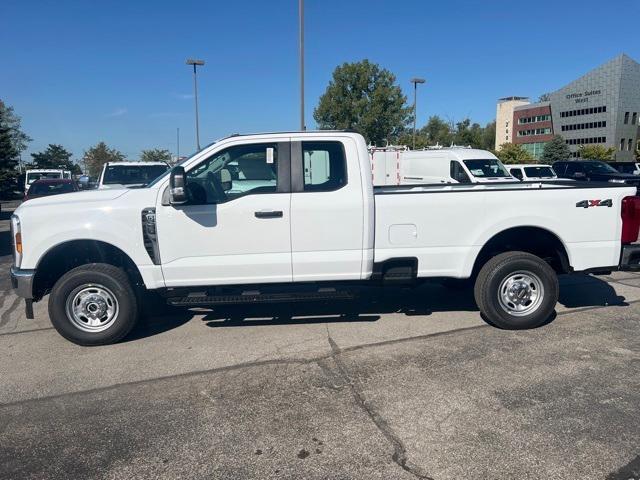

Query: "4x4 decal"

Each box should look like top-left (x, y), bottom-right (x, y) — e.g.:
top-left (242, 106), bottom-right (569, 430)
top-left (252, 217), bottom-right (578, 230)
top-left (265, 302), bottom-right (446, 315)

top-left (576, 199), bottom-right (613, 208)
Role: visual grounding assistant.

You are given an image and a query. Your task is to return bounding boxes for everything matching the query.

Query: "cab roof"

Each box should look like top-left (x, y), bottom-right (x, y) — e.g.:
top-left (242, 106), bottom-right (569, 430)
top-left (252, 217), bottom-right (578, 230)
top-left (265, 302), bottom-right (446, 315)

top-left (105, 162), bottom-right (169, 166)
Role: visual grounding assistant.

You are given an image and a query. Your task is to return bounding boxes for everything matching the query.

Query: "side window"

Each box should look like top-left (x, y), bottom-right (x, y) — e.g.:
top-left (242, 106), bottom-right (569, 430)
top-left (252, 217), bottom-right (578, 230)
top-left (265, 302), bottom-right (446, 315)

top-left (450, 161), bottom-right (471, 184)
top-left (554, 162), bottom-right (567, 175)
top-left (509, 168), bottom-right (523, 180)
top-left (185, 143), bottom-right (278, 204)
top-left (565, 163), bottom-right (583, 176)
top-left (302, 141), bottom-right (347, 192)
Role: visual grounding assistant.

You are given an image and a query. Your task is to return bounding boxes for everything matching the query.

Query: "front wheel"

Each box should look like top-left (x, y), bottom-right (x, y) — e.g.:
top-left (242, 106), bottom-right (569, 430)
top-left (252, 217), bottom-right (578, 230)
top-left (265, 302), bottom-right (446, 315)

top-left (48, 263), bottom-right (138, 346)
top-left (474, 251), bottom-right (558, 329)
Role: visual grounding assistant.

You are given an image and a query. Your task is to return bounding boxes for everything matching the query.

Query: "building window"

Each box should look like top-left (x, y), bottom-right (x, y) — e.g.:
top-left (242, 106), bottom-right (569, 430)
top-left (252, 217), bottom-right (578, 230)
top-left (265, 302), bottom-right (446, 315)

top-left (624, 112), bottom-right (630, 124)
top-left (633, 112), bottom-right (638, 125)
top-left (559, 106), bottom-right (607, 118)
top-left (620, 138), bottom-right (625, 151)
top-left (629, 139), bottom-right (634, 152)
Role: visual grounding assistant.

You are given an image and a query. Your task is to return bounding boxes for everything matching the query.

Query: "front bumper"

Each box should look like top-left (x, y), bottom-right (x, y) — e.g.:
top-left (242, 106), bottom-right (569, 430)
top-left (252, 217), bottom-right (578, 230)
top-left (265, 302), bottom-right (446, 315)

top-left (619, 244), bottom-right (640, 271)
top-left (10, 266), bottom-right (35, 299)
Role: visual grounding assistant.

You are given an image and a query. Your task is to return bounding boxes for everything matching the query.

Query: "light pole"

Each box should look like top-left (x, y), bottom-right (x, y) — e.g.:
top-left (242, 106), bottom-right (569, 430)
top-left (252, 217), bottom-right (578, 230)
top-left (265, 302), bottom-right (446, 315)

top-left (186, 58), bottom-right (205, 150)
top-left (176, 127), bottom-right (180, 163)
top-left (410, 77), bottom-right (426, 149)
top-left (299, 0), bottom-right (305, 130)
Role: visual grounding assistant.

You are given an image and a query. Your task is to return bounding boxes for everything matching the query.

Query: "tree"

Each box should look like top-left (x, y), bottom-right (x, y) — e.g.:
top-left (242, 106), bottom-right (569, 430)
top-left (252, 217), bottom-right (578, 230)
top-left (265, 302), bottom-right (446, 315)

top-left (538, 93), bottom-right (551, 102)
top-left (140, 148), bottom-right (172, 163)
top-left (0, 100), bottom-right (31, 157)
top-left (578, 144), bottom-right (616, 161)
top-left (31, 144), bottom-right (81, 174)
top-left (83, 142), bottom-right (126, 177)
top-left (480, 121), bottom-right (496, 151)
top-left (0, 105), bottom-right (20, 196)
top-left (495, 142), bottom-right (535, 164)
top-left (540, 135), bottom-right (571, 163)
top-left (420, 116), bottom-right (454, 146)
top-left (454, 119), bottom-right (483, 147)
top-left (314, 60), bottom-right (411, 145)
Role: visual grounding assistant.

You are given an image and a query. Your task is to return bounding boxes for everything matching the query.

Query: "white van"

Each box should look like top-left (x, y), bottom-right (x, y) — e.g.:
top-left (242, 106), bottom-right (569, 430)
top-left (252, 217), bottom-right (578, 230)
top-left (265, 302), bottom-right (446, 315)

top-left (371, 147), bottom-right (514, 185)
top-left (24, 169), bottom-right (72, 192)
top-left (508, 164), bottom-right (560, 181)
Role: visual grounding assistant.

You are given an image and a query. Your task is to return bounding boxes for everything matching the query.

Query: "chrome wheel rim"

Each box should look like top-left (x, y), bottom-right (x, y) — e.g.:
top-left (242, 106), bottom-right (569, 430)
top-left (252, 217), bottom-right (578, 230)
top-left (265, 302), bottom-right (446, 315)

top-left (65, 285), bottom-right (119, 332)
top-left (498, 271), bottom-right (544, 317)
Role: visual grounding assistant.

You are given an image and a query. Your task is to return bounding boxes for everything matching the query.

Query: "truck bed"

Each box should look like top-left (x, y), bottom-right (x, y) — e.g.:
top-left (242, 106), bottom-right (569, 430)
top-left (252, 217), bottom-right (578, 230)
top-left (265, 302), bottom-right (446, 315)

top-left (372, 180), bottom-right (636, 278)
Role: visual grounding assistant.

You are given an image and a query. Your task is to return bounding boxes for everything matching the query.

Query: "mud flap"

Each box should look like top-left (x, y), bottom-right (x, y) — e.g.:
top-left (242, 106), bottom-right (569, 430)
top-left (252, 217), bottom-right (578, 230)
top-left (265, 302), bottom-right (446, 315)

top-left (25, 299), bottom-right (34, 319)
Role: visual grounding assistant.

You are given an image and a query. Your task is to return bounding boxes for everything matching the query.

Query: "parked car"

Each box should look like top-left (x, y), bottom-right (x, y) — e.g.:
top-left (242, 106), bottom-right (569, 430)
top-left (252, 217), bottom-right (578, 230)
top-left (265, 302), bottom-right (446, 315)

top-left (23, 178), bottom-right (79, 201)
top-left (553, 160), bottom-right (640, 186)
top-left (24, 169), bottom-right (72, 193)
top-left (10, 132), bottom-right (640, 346)
top-left (98, 161), bottom-right (170, 189)
top-left (508, 164), bottom-right (559, 181)
top-left (608, 161), bottom-right (640, 175)
top-left (370, 147), bottom-right (515, 185)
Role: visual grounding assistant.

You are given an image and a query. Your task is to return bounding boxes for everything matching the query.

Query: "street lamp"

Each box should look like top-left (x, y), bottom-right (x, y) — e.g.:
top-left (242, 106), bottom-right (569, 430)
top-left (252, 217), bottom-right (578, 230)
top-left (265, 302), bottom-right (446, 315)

top-left (410, 77), bottom-right (426, 149)
top-left (299, 0), bottom-right (305, 130)
top-left (186, 58), bottom-right (205, 150)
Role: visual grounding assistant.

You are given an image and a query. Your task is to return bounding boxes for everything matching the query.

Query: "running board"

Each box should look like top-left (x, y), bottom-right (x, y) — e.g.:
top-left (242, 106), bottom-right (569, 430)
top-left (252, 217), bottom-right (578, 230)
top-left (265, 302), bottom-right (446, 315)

top-left (167, 289), bottom-right (355, 307)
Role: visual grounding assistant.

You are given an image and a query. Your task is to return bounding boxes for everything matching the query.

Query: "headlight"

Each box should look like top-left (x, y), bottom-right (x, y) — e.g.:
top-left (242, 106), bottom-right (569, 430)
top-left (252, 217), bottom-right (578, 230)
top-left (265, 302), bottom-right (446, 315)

top-left (10, 214), bottom-right (22, 267)
top-left (608, 179), bottom-right (626, 183)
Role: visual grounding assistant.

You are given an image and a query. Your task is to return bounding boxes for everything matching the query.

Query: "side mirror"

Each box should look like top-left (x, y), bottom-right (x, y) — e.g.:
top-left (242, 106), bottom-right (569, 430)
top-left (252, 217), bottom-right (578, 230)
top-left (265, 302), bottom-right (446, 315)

top-left (220, 168), bottom-right (232, 192)
top-left (169, 166), bottom-right (188, 204)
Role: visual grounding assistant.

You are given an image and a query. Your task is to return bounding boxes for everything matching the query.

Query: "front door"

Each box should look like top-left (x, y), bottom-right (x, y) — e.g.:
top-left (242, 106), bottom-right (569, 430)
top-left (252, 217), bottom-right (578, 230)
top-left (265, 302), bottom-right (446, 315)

top-left (156, 141), bottom-right (292, 287)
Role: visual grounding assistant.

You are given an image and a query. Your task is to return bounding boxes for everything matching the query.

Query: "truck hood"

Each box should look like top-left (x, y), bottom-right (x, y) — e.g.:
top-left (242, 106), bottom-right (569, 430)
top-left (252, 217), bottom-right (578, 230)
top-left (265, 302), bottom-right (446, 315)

top-left (16, 188), bottom-right (129, 213)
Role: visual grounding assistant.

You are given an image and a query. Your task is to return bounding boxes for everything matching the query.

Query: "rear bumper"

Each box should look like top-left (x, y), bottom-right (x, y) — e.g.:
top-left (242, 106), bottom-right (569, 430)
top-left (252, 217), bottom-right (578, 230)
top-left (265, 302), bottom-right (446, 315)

top-left (619, 244), bottom-right (640, 271)
top-left (10, 266), bottom-right (35, 299)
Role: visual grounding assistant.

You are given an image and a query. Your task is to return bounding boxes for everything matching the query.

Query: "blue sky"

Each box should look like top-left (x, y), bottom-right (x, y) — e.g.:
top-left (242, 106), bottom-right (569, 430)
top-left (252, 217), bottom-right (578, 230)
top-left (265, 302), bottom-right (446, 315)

top-left (2, 0), bottom-right (639, 162)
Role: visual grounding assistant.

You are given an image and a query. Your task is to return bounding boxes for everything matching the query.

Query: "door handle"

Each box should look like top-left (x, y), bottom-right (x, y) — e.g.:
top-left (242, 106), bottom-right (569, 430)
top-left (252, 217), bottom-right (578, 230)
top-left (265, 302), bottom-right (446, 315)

top-left (254, 210), bottom-right (283, 219)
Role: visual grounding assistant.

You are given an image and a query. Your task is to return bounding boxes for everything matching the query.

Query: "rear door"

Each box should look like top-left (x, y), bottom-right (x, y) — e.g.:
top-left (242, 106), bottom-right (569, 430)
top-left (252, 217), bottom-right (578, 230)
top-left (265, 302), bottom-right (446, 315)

top-left (289, 137), bottom-right (364, 281)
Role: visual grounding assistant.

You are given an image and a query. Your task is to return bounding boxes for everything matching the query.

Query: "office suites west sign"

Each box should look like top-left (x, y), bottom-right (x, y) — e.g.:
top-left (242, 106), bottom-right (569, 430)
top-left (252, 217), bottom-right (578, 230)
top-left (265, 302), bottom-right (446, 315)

top-left (566, 89), bottom-right (603, 104)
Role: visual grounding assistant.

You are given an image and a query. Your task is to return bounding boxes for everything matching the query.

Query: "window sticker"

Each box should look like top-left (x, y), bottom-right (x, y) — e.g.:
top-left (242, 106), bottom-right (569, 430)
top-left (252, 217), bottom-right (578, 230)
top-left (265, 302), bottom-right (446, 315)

top-left (266, 147), bottom-right (274, 164)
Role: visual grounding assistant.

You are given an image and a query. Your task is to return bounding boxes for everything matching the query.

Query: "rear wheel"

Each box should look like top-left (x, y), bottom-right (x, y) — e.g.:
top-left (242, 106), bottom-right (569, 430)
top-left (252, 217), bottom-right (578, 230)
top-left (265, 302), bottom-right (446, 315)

top-left (474, 251), bottom-right (558, 329)
top-left (48, 263), bottom-right (138, 346)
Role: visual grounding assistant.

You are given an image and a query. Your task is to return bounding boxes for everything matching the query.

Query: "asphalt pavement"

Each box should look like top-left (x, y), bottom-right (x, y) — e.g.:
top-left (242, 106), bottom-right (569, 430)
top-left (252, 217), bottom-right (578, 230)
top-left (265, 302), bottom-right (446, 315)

top-left (1, 201), bottom-right (639, 480)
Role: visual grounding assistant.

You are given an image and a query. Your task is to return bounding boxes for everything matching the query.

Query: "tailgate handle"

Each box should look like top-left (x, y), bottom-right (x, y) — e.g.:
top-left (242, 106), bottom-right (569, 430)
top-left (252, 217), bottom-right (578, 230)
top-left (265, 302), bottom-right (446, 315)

top-left (254, 210), bottom-right (283, 219)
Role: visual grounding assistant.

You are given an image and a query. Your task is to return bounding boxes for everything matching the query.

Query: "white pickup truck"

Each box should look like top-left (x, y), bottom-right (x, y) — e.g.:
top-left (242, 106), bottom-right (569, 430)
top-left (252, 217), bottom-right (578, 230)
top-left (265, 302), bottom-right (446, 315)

top-left (10, 132), bottom-right (640, 345)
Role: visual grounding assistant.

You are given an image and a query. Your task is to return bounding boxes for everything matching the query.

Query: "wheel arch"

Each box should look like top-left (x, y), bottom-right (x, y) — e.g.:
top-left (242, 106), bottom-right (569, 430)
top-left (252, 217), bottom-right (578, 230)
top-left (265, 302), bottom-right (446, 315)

top-left (33, 239), bottom-right (144, 300)
top-left (471, 226), bottom-right (571, 277)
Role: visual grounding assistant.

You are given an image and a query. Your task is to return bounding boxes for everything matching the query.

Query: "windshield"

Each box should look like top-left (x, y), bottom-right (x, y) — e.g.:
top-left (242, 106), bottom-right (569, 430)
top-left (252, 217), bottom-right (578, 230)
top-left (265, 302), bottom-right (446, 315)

top-left (524, 166), bottom-right (555, 178)
top-left (103, 164), bottom-right (169, 185)
top-left (26, 172), bottom-right (63, 184)
top-left (29, 181), bottom-right (75, 196)
top-left (583, 161), bottom-right (619, 174)
top-left (463, 159), bottom-right (511, 178)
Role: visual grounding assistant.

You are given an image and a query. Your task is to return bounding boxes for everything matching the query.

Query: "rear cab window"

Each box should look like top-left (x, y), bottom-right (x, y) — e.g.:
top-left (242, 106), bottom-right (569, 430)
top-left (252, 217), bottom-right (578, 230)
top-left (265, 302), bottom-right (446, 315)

top-left (302, 141), bottom-right (347, 192)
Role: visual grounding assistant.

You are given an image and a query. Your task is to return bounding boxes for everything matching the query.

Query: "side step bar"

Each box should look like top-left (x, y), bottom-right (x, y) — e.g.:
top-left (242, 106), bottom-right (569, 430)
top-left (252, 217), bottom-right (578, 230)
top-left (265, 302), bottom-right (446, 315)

top-left (167, 289), bottom-right (355, 307)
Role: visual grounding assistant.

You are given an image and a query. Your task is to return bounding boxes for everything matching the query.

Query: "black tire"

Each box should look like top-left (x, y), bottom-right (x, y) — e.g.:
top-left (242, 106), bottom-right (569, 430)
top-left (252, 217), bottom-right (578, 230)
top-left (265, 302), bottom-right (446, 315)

top-left (474, 251), bottom-right (558, 330)
top-left (48, 263), bottom-right (138, 346)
